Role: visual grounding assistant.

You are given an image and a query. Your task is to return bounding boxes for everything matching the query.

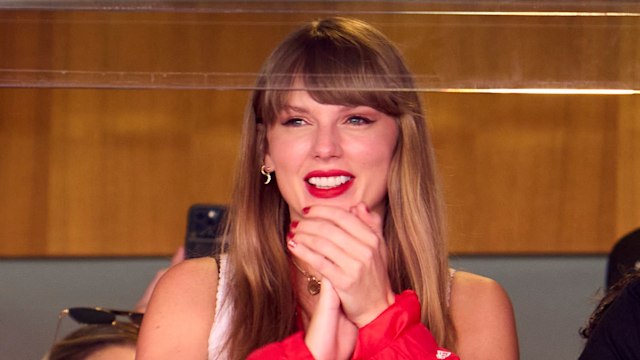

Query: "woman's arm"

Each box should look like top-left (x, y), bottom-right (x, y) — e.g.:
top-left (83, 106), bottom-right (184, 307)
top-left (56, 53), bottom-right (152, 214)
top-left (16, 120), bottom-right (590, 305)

top-left (136, 256), bottom-right (219, 360)
top-left (303, 279), bottom-right (359, 360)
top-left (248, 290), bottom-right (459, 360)
top-left (355, 290), bottom-right (459, 360)
top-left (450, 271), bottom-right (519, 360)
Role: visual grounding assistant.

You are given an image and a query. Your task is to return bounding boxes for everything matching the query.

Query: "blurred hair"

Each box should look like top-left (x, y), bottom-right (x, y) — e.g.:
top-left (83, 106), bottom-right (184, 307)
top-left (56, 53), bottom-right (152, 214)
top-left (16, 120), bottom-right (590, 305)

top-left (46, 323), bottom-right (137, 360)
top-left (580, 268), bottom-right (640, 339)
top-left (222, 17), bottom-right (453, 359)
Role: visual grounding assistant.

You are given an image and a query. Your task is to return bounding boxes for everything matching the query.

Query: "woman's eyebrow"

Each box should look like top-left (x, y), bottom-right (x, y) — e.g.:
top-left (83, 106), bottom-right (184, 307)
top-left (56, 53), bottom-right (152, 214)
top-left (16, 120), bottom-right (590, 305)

top-left (280, 104), bottom-right (375, 115)
top-left (280, 105), bottom-right (310, 114)
top-left (342, 105), bottom-right (379, 115)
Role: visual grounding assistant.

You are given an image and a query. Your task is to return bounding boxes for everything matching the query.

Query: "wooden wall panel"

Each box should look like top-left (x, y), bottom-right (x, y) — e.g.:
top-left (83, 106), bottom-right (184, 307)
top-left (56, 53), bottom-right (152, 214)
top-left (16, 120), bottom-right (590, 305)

top-left (431, 94), bottom-right (636, 254)
top-left (0, 7), bottom-right (638, 256)
top-left (0, 90), bottom-right (52, 255)
top-left (0, 89), bottom-right (247, 256)
top-left (615, 96), bottom-right (640, 244)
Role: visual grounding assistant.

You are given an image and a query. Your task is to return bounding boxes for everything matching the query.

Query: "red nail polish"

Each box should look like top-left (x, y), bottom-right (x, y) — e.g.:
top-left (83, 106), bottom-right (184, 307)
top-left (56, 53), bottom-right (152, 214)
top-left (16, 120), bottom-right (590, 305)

top-left (287, 231), bottom-right (295, 239)
top-left (290, 221), bottom-right (299, 229)
top-left (302, 207), bottom-right (310, 214)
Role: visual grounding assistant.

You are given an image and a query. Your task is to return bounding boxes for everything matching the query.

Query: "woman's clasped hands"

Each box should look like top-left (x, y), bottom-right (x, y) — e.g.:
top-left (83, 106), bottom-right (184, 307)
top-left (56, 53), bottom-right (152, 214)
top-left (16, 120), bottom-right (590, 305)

top-left (287, 202), bottom-right (396, 359)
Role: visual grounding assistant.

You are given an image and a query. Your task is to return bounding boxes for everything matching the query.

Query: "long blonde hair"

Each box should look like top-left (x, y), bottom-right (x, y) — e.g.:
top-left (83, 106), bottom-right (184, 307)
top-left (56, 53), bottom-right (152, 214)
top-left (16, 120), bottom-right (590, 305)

top-left (222, 17), bottom-right (454, 359)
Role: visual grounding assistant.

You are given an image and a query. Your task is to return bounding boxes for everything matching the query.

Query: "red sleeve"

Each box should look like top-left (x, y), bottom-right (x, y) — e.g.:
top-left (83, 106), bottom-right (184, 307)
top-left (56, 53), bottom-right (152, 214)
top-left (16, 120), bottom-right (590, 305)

top-left (246, 331), bottom-right (315, 360)
top-left (248, 290), bottom-right (458, 360)
top-left (352, 290), bottom-right (459, 360)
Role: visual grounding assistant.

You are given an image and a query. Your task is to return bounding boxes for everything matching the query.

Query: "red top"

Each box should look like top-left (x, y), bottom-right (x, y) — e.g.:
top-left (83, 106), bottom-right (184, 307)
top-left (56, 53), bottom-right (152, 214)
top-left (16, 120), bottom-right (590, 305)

top-left (247, 290), bottom-right (459, 360)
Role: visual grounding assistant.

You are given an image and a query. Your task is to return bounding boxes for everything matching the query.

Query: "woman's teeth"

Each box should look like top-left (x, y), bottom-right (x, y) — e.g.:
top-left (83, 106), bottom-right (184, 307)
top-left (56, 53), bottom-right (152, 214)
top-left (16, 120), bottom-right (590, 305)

top-left (307, 176), bottom-right (351, 189)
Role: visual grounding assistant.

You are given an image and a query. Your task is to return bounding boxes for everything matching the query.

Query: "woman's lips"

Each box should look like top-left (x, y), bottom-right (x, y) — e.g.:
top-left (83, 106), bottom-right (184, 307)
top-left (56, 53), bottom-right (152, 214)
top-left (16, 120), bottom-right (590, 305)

top-left (304, 170), bottom-right (355, 199)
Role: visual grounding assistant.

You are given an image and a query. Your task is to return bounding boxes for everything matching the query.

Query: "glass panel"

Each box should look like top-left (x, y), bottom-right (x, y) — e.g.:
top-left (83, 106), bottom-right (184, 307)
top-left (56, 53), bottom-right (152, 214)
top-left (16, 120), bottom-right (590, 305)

top-left (0, 1), bottom-right (638, 93)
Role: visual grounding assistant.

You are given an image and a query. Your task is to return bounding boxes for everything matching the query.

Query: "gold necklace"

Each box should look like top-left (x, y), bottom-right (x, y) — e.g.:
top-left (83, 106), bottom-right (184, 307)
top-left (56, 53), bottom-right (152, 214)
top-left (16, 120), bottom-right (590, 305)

top-left (291, 260), bottom-right (321, 296)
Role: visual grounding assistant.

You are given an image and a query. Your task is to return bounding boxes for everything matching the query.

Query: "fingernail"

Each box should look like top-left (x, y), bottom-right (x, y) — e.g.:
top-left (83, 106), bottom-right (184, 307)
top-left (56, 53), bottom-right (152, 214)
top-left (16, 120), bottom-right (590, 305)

top-left (287, 231), bottom-right (295, 239)
top-left (290, 221), bottom-right (299, 229)
top-left (287, 239), bottom-right (297, 248)
top-left (302, 206), bottom-right (310, 214)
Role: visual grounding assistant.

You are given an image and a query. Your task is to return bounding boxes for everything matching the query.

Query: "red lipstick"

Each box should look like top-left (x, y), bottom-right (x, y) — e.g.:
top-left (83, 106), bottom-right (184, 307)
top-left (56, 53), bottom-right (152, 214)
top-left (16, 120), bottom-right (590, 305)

top-left (304, 170), bottom-right (355, 199)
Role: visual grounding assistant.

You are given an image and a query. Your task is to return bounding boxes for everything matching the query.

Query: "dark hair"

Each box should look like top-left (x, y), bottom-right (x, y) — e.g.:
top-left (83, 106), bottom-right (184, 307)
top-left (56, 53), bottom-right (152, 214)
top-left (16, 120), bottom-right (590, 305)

top-left (580, 268), bottom-right (640, 339)
top-left (47, 323), bottom-right (138, 360)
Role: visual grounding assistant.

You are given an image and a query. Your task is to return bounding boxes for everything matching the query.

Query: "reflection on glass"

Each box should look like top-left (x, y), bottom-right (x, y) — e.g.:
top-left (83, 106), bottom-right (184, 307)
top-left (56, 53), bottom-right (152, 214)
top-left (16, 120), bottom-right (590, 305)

top-left (0, 1), bottom-right (638, 92)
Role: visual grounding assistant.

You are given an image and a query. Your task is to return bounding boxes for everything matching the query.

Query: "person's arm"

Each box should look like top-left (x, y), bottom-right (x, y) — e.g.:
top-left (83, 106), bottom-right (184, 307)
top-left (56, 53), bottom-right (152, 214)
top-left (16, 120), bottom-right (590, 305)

top-left (136, 256), bottom-right (219, 360)
top-left (450, 271), bottom-right (519, 360)
top-left (354, 290), bottom-right (459, 360)
top-left (249, 276), bottom-right (358, 360)
top-left (303, 278), bottom-right (359, 360)
top-left (248, 290), bottom-right (459, 360)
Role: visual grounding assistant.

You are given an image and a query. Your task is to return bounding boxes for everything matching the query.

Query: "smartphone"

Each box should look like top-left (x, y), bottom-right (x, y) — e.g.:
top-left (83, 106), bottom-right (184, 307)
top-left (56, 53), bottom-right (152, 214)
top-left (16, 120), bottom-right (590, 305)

top-left (184, 204), bottom-right (227, 259)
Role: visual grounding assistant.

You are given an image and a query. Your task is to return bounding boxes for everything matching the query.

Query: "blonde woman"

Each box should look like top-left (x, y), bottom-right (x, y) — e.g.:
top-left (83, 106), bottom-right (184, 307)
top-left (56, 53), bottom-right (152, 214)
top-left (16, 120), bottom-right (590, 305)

top-left (138, 17), bottom-right (518, 360)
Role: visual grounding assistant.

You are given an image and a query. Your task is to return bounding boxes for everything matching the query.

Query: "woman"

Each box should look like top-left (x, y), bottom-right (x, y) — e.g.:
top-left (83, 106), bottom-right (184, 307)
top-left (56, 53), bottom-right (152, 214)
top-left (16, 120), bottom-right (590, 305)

top-left (137, 17), bottom-right (518, 359)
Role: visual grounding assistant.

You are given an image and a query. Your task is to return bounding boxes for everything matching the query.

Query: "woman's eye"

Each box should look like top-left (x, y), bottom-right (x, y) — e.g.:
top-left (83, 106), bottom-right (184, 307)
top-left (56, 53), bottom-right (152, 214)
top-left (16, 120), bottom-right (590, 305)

top-left (346, 116), bottom-right (373, 125)
top-left (282, 117), bottom-right (307, 127)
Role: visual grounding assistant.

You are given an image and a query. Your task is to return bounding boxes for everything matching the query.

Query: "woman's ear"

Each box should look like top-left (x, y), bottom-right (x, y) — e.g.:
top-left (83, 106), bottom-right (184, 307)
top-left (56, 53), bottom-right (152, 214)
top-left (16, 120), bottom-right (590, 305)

top-left (257, 123), bottom-right (274, 170)
top-left (263, 153), bottom-right (275, 171)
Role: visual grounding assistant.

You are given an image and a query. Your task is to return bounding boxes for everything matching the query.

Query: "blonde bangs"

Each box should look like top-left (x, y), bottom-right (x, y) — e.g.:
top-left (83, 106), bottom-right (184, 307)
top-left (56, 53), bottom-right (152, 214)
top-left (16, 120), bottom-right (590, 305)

top-left (257, 74), bottom-right (409, 126)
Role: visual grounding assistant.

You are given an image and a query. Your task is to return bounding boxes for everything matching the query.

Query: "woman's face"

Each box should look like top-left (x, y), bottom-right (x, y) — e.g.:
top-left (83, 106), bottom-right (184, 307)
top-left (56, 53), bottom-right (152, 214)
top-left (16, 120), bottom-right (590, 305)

top-left (264, 90), bottom-right (399, 220)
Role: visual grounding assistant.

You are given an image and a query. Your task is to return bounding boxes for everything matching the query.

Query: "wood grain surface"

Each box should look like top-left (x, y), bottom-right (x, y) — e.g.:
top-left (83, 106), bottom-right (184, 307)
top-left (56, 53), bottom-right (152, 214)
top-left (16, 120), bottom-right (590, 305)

top-left (0, 7), bottom-right (637, 256)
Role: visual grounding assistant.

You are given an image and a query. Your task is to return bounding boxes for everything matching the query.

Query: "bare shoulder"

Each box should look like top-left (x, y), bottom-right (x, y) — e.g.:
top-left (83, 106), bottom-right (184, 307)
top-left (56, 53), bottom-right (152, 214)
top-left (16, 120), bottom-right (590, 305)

top-left (155, 255), bottom-right (220, 292)
top-left (451, 271), bottom-right (510, 307)
top-left (146, 256), bottom-right (220, 311)
top-left (450, 271), bottom-right (519, 360)
top-left (137, 256), bottom-right (220, 359)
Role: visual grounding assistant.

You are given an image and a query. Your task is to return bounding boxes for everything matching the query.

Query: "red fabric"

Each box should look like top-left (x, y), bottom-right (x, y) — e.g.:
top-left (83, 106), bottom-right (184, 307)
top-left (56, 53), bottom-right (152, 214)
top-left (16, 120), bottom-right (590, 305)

top-left (247, 290), bottom-right (459, 360)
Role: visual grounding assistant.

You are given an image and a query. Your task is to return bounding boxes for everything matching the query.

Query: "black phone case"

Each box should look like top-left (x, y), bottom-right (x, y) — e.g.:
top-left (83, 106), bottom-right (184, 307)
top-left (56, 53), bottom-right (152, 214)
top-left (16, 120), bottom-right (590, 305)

top-left (184, 204), bottom-right (227, 259)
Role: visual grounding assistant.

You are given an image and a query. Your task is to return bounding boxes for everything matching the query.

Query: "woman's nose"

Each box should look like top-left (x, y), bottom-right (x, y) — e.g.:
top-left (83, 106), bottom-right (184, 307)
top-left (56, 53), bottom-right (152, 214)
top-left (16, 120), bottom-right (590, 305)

top-left (312, 124), bottom-right (342, 159)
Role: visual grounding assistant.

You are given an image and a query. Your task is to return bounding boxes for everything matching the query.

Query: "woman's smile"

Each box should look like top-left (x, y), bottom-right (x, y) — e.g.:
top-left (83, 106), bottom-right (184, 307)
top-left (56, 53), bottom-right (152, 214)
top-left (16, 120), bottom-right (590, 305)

top-left (304, 170), bottom-right (355, 198)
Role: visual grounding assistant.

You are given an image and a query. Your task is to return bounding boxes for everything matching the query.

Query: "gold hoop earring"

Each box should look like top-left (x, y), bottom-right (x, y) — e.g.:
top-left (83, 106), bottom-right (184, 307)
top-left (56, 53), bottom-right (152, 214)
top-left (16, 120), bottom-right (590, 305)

top-left (260, 165), bottom-right (272, 185)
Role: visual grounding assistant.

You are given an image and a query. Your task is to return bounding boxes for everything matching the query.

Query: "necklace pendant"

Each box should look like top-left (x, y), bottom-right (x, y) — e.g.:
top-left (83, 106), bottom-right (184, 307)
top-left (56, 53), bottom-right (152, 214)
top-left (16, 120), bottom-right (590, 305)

top-left (307, 276), bottom-right (321, 295)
